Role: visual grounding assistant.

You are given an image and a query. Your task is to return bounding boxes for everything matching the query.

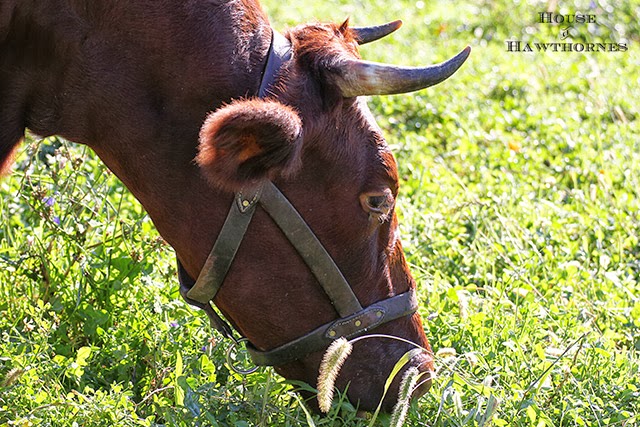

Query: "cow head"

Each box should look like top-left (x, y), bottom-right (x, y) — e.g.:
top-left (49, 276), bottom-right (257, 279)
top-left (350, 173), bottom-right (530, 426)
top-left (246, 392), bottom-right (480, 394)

top-left (196, 20), bottom-right (469, 412)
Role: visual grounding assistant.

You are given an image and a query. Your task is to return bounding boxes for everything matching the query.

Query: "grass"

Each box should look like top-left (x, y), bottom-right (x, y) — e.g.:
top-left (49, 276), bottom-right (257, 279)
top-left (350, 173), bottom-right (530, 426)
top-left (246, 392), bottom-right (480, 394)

top-left (1, 0), bottom-right (639, 425)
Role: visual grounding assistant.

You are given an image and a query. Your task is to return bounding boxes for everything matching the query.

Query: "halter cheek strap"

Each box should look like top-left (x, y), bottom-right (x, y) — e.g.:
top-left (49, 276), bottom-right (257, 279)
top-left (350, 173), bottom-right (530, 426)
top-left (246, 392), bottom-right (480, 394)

top-left (178, 29), bottom-right (292, 340)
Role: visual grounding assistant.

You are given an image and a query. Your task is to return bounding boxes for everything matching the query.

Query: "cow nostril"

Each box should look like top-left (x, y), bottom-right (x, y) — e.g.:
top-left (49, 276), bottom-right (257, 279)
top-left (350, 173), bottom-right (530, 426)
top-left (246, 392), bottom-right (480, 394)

top-left (369, 351), bottom-right (434, 413)
top-left (409, 353), bottom-right (435, 401)
top-left (411, 369), bottom-right (434, 401)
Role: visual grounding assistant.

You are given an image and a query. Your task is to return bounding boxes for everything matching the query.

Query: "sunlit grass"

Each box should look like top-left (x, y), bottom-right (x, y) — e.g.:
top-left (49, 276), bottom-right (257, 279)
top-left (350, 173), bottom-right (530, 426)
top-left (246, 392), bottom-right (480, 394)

top-left (1, 0), bottom-right (639, 425)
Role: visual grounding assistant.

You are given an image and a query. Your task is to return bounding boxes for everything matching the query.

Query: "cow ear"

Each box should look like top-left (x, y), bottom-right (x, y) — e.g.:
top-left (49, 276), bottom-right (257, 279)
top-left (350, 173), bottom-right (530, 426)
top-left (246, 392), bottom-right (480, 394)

top-left (197, 99), bottom-right (303, 192)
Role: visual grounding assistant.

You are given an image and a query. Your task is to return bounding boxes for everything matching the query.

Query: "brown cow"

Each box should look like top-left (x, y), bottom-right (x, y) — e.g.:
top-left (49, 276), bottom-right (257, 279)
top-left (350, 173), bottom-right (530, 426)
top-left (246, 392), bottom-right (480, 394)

top-left (0, 0), bottom-right (468, 413)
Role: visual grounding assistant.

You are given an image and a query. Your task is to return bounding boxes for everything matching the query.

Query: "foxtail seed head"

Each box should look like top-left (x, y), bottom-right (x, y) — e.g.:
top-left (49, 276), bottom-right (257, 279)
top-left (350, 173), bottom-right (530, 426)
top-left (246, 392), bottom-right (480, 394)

top-left (317, 337), bottom-right (353, 413)
top-left (389, 366), bottom-right (421, 427)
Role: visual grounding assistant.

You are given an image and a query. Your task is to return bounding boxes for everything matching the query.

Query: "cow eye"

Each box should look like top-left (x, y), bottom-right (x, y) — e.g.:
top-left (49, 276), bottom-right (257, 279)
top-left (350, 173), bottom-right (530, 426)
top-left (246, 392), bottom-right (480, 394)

top-left (366, 195), bottom-right (387, 210)
top-left (359, 190), bottom-right (393, 220)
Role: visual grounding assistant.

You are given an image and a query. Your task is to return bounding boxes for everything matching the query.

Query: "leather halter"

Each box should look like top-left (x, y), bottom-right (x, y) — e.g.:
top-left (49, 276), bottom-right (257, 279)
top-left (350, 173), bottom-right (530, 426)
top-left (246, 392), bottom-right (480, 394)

top-left (177, 30), bottom-right (419, 367)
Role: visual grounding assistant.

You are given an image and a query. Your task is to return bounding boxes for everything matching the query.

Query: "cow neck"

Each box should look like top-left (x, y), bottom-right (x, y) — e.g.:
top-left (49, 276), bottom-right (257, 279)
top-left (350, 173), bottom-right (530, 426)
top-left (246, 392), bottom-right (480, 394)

top-left (176, 29), bottom-right (419, 368)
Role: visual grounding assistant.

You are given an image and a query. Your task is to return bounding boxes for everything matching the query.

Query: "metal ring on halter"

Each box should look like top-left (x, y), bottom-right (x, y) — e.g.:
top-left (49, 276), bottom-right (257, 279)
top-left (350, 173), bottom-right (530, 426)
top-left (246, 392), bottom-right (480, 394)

top-left (225, 338), bottom-right (260, 375)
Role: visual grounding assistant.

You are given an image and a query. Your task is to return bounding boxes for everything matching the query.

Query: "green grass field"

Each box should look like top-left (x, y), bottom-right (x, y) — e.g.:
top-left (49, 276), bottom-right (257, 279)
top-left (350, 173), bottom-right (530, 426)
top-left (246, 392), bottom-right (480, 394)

top-left (1, 0), bottom-right (639, 425)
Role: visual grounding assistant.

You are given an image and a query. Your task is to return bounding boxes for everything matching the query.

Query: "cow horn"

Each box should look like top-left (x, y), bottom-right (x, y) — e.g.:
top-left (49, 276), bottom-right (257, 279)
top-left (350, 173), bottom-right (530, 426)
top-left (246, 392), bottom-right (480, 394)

top-left (334, 46), bottom-right (471, 97)
top-left (352, 20), bottom-right (403, 44)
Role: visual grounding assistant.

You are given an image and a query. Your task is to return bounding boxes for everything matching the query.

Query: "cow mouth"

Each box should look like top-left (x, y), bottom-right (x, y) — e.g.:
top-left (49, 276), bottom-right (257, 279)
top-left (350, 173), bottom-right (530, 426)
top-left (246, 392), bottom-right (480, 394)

top-left (349, 345), bottom-right (434, 413)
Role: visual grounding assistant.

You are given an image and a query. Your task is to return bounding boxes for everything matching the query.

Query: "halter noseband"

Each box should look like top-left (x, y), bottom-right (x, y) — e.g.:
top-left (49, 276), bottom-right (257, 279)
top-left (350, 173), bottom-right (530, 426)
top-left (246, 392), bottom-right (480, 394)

top-left (177, 30), bottom-right (418, 367)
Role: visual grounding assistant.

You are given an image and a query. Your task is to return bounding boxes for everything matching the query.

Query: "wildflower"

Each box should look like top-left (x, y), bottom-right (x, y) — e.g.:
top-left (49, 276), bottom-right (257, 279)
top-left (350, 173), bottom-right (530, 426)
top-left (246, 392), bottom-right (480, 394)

top-left (465, 352), bottom-right (479, 367)
top-left (23, 318), bottom-right (35, 332)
